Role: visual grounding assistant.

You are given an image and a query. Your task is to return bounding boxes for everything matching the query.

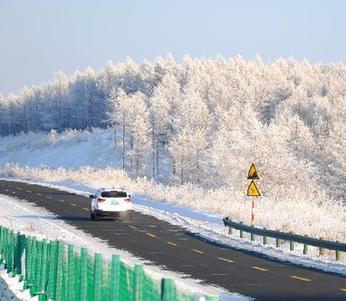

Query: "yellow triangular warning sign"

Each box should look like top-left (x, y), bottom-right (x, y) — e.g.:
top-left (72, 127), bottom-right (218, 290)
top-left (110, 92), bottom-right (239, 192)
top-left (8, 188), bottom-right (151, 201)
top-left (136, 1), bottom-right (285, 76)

top-left (247, 180), bottom-right (261, 197)
top-left (247, 163), bottom-right (259, 179)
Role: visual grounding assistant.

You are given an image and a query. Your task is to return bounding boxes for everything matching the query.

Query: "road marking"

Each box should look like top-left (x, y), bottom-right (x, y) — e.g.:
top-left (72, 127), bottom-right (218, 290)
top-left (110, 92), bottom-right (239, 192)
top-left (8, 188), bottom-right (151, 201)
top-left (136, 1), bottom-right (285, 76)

top-left (17, 187), bottom-right (22, 190)
top-left (36, 193), bottom-right (42, 196)
top-left (83, 207), bottom-right (89, 212)
top-left (192, 249), bottom-right (204, 255)
top-left (290, 275), bottom-right (311, 282)
top-left (47, 196), bottom-right (53, 199)
top-left (70, 203), bottom-right (76, 207)
top-left (59, 199), bottom-right (65, 203)
top-left (167, 241), bottom-right (177, 247)
top-left (128, 225), bottom-right (137, 230)
top-left (217, 257), bottom-right (234, 263)
top-left (27, 190), bottom-right (32, 193)
top-left (252, 266), bottom-right (268, 272)
top-left (146, 232), bottom-right (156, 238)
top-left (340, 288), bottom-right (346, 292)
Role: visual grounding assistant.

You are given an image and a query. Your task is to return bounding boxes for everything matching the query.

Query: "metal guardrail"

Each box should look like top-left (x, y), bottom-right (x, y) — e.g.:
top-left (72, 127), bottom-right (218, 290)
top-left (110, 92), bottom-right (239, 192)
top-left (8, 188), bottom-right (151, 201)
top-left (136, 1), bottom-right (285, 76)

top-left (223, 217), bottom-right (346, 260)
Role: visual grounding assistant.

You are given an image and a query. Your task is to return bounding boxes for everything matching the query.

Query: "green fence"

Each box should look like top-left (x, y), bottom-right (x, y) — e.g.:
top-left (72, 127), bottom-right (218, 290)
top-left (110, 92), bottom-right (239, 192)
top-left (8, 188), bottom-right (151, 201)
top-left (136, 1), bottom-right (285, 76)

top-left (0, 226), bottom-right (218, 301)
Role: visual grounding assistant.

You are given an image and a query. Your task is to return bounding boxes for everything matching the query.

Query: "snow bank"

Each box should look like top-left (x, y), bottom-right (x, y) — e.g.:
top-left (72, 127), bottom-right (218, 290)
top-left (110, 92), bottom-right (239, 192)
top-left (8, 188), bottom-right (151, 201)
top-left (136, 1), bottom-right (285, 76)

top-left (0, 265), bottom-right (35, 301)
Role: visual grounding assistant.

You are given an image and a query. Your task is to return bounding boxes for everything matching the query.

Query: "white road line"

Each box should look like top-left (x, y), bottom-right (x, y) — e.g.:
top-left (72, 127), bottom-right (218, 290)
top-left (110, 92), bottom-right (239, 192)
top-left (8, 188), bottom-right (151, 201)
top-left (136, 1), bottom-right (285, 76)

top-left (290, 275), bottom-right (311, 282)
top-left (217, 257), bottom-right (234, 263)
top-left (252, 266), bottom-right (268, 272)
top-left (192, 249), bottom-right (204, 255)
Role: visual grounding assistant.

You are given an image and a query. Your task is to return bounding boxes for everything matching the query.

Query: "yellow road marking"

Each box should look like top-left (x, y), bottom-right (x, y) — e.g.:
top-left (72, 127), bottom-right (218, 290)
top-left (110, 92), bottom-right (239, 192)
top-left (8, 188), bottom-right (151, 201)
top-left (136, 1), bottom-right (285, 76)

top-left (290, 275), bottom-right (311, 282)
top-left (192, 249), bottom-right (204, 255)
top-left (83, 207), bottom-right (89, 212)
top-left (146, 232), bottom-right (156, 238)
top-left (128, 225), bottom-right (137, 230)
top-left (252, 266), bottom-right (268, 272)
top-left (59, 199), bottom-right (64, 203)
top-left (340, 288), bottom-right (346, 292)
top-left (70, 203), bottom-right (76, 207)
top-left (217, 257), bottom-right (234, 263)
top-left (167, 241), bottom-right (177, 247)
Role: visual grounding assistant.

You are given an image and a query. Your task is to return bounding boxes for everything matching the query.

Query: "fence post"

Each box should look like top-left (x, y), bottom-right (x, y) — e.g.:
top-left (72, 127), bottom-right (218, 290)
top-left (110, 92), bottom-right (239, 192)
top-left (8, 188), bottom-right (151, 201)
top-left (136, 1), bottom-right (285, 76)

top-left (228, 227), bottom-right (232, 235)
top-left (93, 254), bottom-right (103, 301)
top-left (110, 255), bottom-right (120, 301)
top-left (239, 222), bottom-right (244, 238)
top-left (133, 265), bottom-right (144, 301)
top-left (319, 238), bottom-right (324, 256)
top-left (67, 245), bottom-right (74, 301)
top-left (47, 241), bottom-right (57, 300)
top-left (263, 234), bottom-right (267, 245)
top-left (80, 248), bottom-right (88, 301)
top-left (38, 239), bottom-right (48, 300)
top-left (24, 237), bottom-right (33, 290)
top-left (276, 238), bottom-right (280, 248)
top-left (335, 241), bottom-right (340, 261)
top-left (14, 233), bottom-right (26, 276)
top-left (55, 241), bottom-right (64, 301)
top-left (289, 240), bottom-right (294, 251)
top-left (303, 244), bottom-right (308, 255)
top-left (161, 278), bottom-right (176, 301)
top-left (251, 232), bottom-right (255, 241)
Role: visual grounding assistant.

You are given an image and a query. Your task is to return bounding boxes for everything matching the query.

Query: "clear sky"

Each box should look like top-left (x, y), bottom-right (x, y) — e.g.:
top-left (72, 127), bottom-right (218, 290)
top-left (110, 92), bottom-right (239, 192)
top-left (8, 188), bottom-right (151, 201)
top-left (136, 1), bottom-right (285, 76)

top-left (1, 0), bottom-right (346, 95)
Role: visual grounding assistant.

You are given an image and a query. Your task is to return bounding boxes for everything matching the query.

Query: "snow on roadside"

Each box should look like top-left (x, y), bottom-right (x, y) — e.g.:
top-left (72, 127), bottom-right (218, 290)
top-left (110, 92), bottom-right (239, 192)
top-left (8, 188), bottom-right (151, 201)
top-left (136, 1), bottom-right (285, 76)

top-left (0, 265), bottom-right (35, 301)
top-left (2, 177), bottom-right (345, 277)
top-left (0, 193), bottom-right (251, 301)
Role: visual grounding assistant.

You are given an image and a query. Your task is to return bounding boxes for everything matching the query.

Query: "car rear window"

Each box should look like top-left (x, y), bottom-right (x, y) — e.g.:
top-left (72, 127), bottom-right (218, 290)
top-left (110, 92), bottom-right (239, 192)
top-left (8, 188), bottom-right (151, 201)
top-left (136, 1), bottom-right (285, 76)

top-left (101, 191), bottom-right (127, 198)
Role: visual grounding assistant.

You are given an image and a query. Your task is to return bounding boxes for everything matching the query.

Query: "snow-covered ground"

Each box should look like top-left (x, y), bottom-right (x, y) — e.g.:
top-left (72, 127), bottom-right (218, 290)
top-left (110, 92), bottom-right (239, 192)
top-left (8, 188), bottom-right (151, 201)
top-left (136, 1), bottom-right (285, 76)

top-left (0, 265), bottom-right (34, 301)
top-left (0, 192), bottom-right (250, 301)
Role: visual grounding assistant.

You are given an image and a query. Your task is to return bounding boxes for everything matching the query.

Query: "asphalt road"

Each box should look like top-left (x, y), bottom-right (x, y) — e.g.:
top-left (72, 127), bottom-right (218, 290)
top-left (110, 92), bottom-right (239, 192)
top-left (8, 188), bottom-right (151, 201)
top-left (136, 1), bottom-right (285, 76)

top-left (0, 180), bottom-right (345, 301)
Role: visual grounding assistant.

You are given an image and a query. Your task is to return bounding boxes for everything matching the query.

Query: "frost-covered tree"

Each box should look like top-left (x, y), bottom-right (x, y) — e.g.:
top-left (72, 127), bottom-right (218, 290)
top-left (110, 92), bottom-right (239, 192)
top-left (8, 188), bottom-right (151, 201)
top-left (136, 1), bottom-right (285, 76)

top-left (1, 55), bottom-right (346, 201)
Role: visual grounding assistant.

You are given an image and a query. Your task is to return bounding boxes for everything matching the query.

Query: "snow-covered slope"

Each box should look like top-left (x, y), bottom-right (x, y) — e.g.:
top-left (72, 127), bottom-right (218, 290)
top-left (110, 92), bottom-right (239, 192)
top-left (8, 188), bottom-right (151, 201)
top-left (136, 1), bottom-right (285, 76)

top-left (0, 128), bottom-right (122, 169)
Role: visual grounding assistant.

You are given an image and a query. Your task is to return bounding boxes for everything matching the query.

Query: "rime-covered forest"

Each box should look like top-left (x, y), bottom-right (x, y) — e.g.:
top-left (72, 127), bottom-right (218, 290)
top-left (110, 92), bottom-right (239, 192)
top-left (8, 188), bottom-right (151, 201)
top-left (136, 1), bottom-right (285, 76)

top-left (1, 55), bottom-right (345, 202)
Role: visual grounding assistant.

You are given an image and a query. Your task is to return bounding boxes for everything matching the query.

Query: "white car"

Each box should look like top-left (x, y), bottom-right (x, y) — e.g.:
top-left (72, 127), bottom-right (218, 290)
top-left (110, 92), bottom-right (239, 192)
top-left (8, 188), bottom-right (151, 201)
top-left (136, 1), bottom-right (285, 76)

top-left (89, 188), bottom-right (132, 220)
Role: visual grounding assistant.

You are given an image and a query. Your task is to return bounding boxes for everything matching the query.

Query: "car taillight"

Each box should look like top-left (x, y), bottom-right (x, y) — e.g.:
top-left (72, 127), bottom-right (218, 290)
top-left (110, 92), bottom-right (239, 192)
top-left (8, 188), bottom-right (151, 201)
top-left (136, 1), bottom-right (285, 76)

top-left (125, 197), bottom-right (132, 202)
top-left (97, 198), bottom-right (106, 203)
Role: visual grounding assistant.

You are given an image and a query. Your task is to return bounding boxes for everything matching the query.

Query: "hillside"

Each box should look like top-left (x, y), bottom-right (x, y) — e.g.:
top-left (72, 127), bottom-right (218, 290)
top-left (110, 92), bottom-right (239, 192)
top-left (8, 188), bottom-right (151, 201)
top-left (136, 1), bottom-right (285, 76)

top-left (0, 56), bottom-right (345, 202)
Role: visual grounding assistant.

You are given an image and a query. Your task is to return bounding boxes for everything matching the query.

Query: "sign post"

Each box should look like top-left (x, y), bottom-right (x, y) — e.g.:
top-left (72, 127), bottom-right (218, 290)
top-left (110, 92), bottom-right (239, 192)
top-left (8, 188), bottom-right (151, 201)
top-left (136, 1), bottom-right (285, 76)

top-left (247, 164), bottom-right (260, 225)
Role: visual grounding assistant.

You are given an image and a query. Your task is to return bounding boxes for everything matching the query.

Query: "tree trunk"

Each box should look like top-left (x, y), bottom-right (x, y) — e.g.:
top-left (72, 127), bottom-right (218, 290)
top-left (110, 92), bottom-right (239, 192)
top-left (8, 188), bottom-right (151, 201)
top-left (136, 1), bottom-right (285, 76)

top-left (122, 115), bottom-right (125, 170)
top-left (156, 140), bottom-right (159, 176)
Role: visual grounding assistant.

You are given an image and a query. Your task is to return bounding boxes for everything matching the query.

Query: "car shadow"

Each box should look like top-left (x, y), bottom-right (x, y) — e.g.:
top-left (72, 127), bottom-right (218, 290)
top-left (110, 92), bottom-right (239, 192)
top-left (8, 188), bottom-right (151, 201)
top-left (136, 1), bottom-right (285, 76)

top-left (15, 214), bottom-right (91, 222)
